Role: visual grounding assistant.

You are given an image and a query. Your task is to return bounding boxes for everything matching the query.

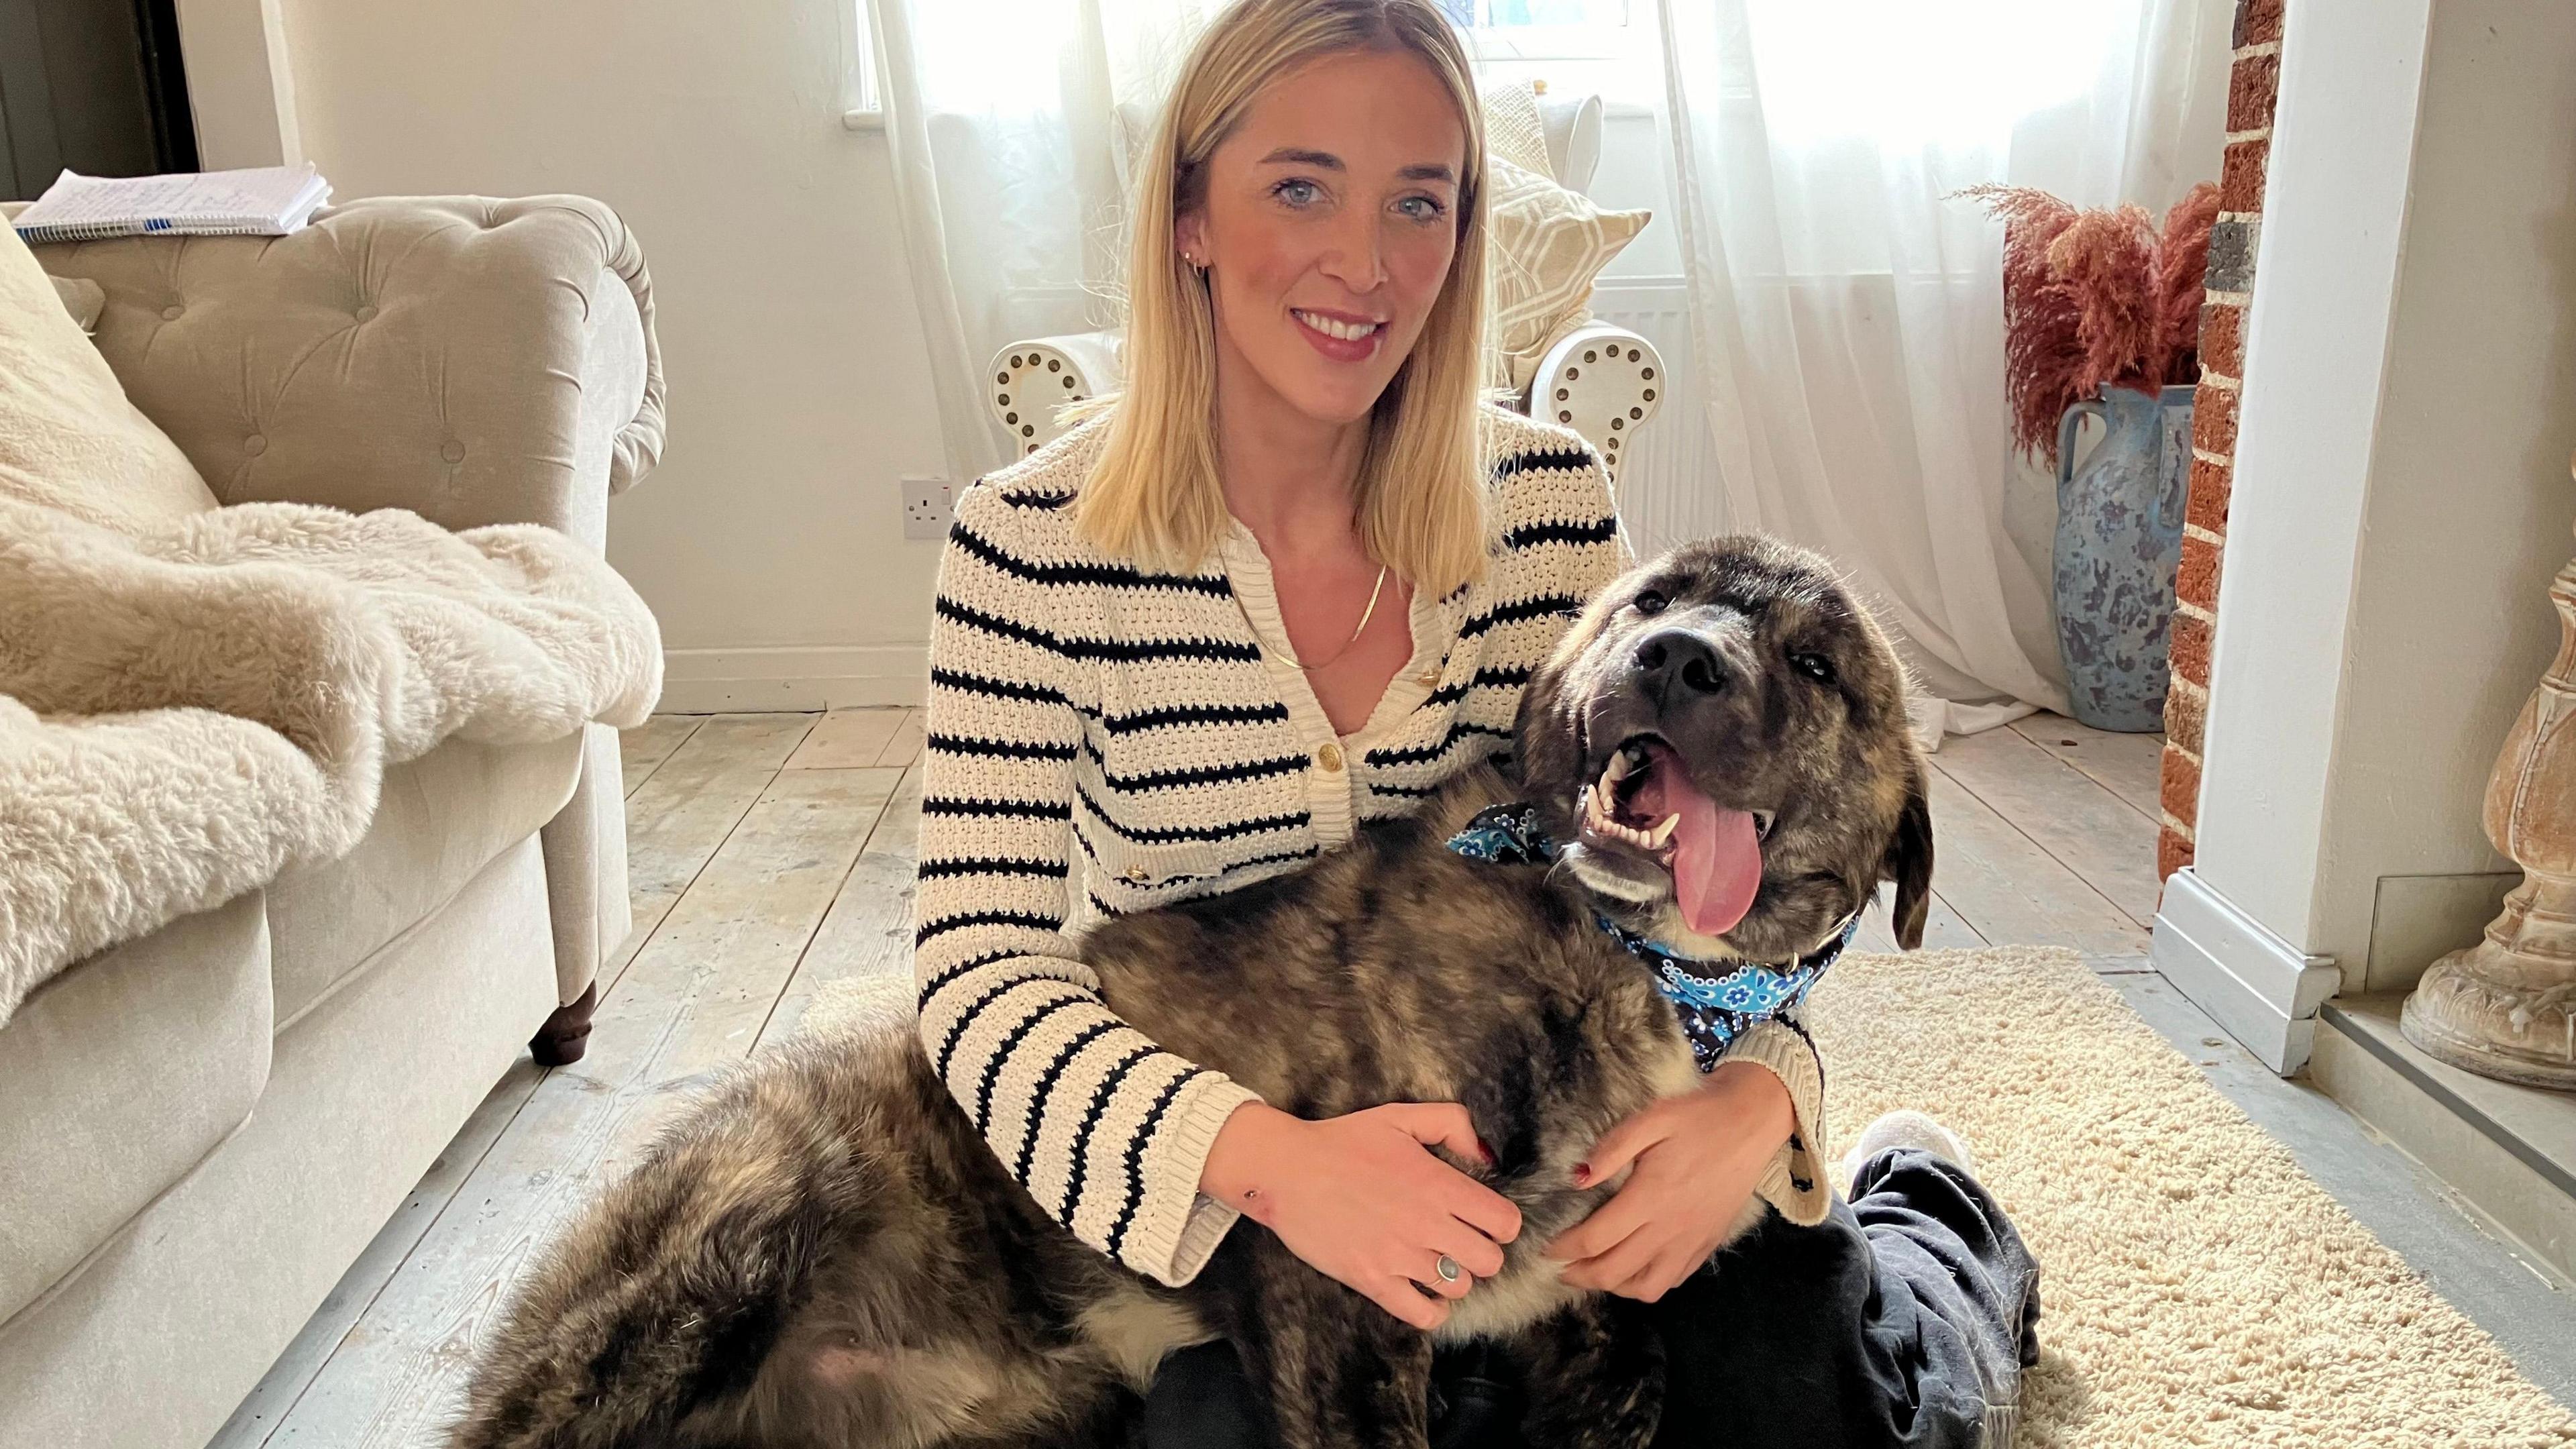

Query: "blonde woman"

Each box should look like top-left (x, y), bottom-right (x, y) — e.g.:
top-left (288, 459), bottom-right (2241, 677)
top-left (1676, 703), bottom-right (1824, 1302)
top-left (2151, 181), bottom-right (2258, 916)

top-left (913, 2), bottom-right (2035, 1444)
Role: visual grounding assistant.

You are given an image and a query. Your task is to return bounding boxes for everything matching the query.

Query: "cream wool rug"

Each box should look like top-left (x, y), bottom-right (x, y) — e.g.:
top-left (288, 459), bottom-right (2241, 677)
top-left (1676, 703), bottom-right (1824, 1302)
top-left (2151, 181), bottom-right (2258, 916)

top-left (1807, 947), bottom-right (2574, 1447)
top-left (802, 951), bottom-right (2575, 1445)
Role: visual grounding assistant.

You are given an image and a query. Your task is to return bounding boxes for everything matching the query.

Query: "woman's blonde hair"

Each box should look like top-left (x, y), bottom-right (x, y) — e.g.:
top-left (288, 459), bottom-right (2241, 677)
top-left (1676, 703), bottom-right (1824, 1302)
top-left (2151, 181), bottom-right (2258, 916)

top-left (1073, 0), bottom-right (1491, 598)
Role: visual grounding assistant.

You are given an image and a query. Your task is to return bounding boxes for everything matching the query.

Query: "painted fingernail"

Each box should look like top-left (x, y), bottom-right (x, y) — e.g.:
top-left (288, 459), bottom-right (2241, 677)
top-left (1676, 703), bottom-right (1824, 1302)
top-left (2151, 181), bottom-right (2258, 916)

top-left (1478, 1138), bottom-right (1496, 1165)
top-left (1571, 1162), bottom-right (1592, 1186)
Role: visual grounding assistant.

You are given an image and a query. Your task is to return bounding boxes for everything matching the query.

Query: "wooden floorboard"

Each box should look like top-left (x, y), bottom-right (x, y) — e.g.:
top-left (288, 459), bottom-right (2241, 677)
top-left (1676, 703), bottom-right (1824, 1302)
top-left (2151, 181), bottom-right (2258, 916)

top-left (784, 706), bottom-right (908, 770)
top-left (1917, 769), bottom-right (2148, 957)
top-left (602, 713), bottom-right (817, 991)
top-left (1933, 727), bottom-right (2165, 928)
top-left (877, 708), bottom-right (926, 769)
top-left (757, 767), bottom-right (924, 1052)
top-left (2008, 712), bottom-right (2166, 821)
top-left (265, 763), bottom-right (894, 1447)
top-left (241, 710), bottom-right (2169, 1438)
top-left (1854, 883), bottom-right (1990, 955)
top-left (616, 714), bottom-right (702, 798)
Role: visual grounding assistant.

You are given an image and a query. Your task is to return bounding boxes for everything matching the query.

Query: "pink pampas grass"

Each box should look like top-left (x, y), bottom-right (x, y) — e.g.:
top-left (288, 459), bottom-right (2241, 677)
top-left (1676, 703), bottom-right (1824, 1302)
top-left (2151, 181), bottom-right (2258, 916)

top-left (1964, 181), bottom-right (2222, 467)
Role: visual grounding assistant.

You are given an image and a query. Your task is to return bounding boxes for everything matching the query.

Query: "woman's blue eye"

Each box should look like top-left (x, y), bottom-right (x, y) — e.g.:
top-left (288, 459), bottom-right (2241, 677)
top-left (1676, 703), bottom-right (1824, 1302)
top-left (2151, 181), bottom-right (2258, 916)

top-left (1274, 178), bottom-right (1322, 207)
top-left (1397, 195), bottom-right (1446, 222)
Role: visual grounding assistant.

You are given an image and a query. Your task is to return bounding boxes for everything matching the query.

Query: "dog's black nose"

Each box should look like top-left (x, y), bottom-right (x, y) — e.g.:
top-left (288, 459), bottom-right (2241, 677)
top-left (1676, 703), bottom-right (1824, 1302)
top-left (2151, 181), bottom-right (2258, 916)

top-left (1633, 627), bottom-right (1728, 703)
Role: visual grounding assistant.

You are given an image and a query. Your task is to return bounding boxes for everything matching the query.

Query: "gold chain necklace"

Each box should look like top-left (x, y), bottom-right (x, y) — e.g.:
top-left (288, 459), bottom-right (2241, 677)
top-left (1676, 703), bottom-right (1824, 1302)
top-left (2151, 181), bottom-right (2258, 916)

top-left (1296, 564), bottom-right (1390, 673)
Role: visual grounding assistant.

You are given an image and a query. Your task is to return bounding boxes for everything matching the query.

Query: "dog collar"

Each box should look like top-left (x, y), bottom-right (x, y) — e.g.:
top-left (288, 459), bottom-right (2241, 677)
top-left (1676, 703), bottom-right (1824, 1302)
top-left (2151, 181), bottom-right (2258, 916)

top-left (1446, 802), bottom-right (1858, 1072)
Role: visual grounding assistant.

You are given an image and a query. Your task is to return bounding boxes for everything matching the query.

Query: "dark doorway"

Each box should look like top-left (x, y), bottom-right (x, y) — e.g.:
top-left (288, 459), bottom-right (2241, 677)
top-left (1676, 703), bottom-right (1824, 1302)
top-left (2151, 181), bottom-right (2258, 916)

top-left (1, 0), bottom-right (197, 201)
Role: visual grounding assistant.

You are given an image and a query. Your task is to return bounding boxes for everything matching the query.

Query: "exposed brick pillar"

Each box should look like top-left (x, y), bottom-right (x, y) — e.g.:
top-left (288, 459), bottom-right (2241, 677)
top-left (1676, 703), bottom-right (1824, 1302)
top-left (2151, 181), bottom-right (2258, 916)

top-left (2159, 0), bottom-right (2284, 882)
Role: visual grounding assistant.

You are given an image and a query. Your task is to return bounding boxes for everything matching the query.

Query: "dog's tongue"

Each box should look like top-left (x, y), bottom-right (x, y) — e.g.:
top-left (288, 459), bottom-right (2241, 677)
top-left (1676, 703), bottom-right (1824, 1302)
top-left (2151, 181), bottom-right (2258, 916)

top-left (1633, 743), bottom-right (1764, 936)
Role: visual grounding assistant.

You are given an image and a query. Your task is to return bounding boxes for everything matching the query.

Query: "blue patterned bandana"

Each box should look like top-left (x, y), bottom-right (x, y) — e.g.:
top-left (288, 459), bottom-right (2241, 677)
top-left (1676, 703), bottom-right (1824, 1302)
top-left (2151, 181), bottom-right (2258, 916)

top-left (1446, 802), bottom-right (1858, 1072)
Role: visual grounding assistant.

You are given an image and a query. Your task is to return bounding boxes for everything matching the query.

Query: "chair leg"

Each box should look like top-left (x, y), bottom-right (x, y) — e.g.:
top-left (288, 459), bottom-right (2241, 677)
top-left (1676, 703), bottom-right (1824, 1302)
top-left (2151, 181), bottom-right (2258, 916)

top-left (531, 982), bottom-right (599, 1066)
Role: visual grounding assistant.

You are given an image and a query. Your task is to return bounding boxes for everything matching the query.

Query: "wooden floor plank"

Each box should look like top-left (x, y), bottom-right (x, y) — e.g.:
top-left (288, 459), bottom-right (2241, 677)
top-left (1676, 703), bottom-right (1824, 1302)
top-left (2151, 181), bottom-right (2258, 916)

top-left (785, 707), bottom-right (908, 769)
top-left (604, 713), bottom-right (818, 990)
top-left (211, 1061), bottom-right (546, 1449)
top-left (1933, 727), bottom-right (2165, 928)
top-left (265, 767), bottom-right (897, 1448)
top-left (756, 768), bottom-right (925, 1051)
top-left (616, 716), bottom-right (702, 799)
top-left (1917, 769), bottom-right (2146, 956)
top-left (1856, 883), bottom-right (1989, 953)
top-left (877, 708), bottom-right (926, 768)
top-left (2008, 712), bottom-right (2166, 821)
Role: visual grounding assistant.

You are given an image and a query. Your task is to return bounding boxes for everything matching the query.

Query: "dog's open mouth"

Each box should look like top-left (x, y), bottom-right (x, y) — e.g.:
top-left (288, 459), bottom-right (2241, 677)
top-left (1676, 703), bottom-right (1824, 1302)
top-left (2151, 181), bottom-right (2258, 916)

top-left (1579, 736), bottom-right (1774, 936)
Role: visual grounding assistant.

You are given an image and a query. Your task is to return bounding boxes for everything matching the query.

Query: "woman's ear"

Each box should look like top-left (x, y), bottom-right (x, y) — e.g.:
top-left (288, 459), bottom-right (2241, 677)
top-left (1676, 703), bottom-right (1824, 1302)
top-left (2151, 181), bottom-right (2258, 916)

top-left (1175, 211), bottom-right (1208, 268)
top-left (1883, 761), bottom-right (1935, 949)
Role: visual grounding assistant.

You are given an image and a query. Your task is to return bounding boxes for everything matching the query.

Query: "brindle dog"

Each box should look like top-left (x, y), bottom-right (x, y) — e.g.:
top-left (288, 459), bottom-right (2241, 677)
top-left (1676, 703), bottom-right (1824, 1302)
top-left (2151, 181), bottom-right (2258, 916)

top-left (450, 536), bottom-right (1934, 1449)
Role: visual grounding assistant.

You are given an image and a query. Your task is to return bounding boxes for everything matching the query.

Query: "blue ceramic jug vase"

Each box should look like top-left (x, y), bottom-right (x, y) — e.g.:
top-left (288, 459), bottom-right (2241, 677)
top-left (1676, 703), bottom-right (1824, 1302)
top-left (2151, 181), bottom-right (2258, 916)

top-left (2052, 384), bottom-right (2194, 733)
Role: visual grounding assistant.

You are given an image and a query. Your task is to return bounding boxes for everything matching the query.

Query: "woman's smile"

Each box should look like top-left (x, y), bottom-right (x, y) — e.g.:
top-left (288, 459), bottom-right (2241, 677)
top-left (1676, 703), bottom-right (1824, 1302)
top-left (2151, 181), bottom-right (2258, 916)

top-left (1290, 305), bottom-right (1388, 361)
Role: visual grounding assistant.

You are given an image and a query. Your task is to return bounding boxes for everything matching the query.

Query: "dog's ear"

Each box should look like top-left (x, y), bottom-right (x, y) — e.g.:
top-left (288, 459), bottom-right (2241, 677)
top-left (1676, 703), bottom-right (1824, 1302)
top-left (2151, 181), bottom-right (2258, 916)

top-left (1884, 759), bottom-right (1935, 949)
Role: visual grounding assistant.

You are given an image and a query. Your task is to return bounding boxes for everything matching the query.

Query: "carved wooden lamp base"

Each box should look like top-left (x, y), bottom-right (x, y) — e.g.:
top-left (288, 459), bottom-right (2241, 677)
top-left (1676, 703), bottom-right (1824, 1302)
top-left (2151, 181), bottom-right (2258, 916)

top-left (2401, 882), bottom-right (2576, 1091)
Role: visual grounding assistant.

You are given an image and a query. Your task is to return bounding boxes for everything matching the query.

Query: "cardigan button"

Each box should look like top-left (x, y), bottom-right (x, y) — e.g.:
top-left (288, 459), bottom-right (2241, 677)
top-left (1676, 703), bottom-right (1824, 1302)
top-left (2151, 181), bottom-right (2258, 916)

top-left (1122, 864), bottom-right (1150, 883)
top-left (1415, 669), bottom-right (1440, 687)
top-left (1316, 743), bottom-right (1345, 773)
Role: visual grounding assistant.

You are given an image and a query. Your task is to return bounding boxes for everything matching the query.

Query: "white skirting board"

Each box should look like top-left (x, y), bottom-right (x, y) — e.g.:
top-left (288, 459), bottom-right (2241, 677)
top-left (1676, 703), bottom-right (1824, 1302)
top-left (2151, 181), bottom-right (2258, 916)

top-left (2151, 866), bottom-right (2345, 1074)
top-left (657, 645), bottom-right (929, 712)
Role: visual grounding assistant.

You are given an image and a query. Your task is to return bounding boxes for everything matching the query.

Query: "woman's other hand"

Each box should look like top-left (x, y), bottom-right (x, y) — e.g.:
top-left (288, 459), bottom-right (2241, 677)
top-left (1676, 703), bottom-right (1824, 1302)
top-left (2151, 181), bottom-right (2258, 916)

top-left (1202, 1101), bottom-right (1519, 1330)
top-left (1543, 1061), bottom-right (1793, 1302)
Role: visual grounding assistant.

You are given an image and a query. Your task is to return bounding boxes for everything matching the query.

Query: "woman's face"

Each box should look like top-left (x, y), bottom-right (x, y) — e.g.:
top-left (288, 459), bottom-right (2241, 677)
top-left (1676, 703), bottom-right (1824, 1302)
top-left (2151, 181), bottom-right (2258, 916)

top-left (1177, 48), bottom-right (1468, 429)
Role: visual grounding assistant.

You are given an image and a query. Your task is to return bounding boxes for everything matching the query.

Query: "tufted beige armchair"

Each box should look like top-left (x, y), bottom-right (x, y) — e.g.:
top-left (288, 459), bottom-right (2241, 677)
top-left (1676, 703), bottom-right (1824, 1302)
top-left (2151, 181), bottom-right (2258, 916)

top-left (0, 196), bottom-right (663, 1449)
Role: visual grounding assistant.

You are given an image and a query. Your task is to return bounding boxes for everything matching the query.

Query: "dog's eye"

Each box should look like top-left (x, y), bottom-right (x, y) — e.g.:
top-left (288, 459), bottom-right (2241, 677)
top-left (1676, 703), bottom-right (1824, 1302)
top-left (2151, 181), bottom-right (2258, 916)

top-left (1789, 651), bottom-right (1836, 684)
top-left (1633, 590), bottom-right (1667, 616)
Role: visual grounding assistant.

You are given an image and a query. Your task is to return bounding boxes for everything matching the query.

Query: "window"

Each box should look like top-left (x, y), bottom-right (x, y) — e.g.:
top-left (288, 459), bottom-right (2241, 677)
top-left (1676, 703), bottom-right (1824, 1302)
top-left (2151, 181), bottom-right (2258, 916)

top-left (1442, 0), bottom-right (1635, 61)
top-left (1440, 0), bottom-right (1630, 23)
top-left (846, 0), bottom-right (883, 129)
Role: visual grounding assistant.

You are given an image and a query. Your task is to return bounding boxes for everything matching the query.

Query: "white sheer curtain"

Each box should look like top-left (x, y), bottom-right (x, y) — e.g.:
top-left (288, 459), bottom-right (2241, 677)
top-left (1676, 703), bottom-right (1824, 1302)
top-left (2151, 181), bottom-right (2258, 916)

top-left (872, 0), bottom-right (2233, 734)
top-left (1648, 0), bottom-right (2233, 736)
top-left (871, 0), bottom-right (1218, 480)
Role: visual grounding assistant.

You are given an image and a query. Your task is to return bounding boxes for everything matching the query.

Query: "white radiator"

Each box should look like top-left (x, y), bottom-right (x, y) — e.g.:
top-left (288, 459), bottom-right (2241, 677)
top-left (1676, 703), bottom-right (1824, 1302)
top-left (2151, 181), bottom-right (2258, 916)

top-left (1589, 277), bottom-right (1733, 553)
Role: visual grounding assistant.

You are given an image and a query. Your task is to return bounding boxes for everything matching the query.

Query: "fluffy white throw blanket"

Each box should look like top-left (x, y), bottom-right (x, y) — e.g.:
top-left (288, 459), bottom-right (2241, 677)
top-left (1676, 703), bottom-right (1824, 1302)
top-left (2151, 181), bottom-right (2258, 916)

top-left (0, 494), bottom-right (661, 1023)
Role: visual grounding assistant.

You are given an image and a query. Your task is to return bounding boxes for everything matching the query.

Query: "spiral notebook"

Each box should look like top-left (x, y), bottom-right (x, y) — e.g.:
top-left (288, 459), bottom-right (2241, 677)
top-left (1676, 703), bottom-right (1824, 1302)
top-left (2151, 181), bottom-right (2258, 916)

top-left (11, 165), bottom-right (332, 244)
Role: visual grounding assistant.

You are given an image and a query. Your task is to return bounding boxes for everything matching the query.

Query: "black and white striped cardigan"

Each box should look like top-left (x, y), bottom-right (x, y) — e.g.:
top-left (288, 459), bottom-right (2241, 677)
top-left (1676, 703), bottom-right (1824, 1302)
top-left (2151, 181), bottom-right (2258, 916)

top-left (911, 407), bottom-right (1829, 1287)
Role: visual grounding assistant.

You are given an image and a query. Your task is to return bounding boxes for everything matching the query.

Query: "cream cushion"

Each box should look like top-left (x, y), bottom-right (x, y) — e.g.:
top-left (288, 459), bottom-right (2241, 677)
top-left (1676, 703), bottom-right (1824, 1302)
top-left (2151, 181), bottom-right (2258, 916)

top-left (1479, 78), bottom-right (1556, 181)
top-left (1484, 155), bottom-right (1649, 390)
top-left (0, 223), bottom-right (217, 532)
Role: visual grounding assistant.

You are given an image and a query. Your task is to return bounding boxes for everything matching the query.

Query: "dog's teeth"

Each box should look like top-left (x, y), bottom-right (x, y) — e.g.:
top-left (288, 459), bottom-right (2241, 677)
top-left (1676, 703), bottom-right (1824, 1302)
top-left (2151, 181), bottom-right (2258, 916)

top-left (1646, 814), bottom-right (1677, 848)
top-left (1582, 784), bottom-right (1608, 828)
top-left (1603, 751), bottom-right (1633, 784)
top-left (1752, 810), bottom-right (1775, 840)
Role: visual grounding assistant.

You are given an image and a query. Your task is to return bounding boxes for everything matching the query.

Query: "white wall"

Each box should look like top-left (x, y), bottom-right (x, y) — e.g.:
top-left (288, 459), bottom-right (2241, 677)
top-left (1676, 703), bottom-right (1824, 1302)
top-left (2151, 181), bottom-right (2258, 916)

top-left (196, 0), bottom-right (954, 709)
top-left (2167, 0), bottom-right (2576, 1061)
top-left (2303, 0), bottom-right (2576, 986)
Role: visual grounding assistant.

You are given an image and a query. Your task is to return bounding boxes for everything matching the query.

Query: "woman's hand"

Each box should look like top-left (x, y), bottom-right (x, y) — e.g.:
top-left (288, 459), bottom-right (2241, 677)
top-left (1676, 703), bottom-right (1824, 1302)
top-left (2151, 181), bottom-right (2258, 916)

top-left (1202, 1101), bottom-right (1521, 1331)
top-left (1544, 1061), bottom-right (1793, 1302)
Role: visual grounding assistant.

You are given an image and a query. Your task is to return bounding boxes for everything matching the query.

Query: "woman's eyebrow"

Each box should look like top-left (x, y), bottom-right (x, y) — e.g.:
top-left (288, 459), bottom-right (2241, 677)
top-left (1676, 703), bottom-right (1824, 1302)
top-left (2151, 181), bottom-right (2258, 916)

top-left (1258, 147), bottom-right (1344, 170)
top-left (1253, 149), bottom-right (1456, 185)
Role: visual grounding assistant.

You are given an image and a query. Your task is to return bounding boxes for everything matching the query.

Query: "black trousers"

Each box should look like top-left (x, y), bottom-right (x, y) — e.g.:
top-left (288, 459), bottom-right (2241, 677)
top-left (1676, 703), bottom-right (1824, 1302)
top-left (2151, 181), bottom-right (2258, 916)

top-left (1139, 1149), bottom-right (2041, 1449)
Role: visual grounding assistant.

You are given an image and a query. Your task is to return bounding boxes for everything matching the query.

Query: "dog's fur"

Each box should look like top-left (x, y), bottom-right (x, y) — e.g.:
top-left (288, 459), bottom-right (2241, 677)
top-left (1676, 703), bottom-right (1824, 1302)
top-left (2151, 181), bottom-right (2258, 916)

top-left (450, 537), bottom-right (1933, 1449)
